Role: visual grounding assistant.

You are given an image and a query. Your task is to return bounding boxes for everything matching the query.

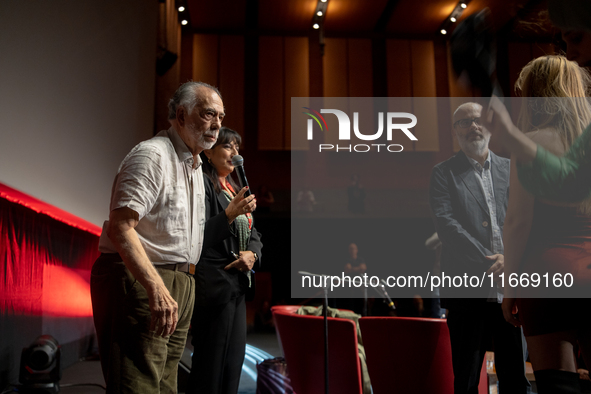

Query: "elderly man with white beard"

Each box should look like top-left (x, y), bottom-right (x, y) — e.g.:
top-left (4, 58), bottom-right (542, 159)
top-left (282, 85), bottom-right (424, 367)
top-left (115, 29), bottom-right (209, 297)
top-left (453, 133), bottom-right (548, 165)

top-left (91, 81), bottom-right (256, 393)
top-left (429, 102), bottom-right (531, 394)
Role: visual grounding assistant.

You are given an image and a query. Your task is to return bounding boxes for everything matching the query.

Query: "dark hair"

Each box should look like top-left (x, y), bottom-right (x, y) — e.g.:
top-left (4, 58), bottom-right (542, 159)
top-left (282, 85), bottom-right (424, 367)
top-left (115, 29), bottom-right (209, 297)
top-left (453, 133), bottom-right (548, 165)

top-left (200, 127), bottom-right (242, 194)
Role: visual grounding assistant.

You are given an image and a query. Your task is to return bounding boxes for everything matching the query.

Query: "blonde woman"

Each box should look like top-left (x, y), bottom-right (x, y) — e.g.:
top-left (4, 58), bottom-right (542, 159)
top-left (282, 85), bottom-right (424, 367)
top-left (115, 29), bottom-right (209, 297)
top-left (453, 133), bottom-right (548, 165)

top-left (502, 55), bottom-right (591, 393)
top-left (484, 0), bottom-right (591, 203)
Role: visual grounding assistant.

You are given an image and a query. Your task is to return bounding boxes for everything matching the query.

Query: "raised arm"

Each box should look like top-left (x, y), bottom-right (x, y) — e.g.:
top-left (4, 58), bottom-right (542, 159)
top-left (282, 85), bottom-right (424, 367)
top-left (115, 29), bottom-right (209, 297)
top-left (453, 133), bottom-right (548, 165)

top-left (517, 124), bottom-right (591, 202)
top-left (484, 96), bottom-right (591, 202)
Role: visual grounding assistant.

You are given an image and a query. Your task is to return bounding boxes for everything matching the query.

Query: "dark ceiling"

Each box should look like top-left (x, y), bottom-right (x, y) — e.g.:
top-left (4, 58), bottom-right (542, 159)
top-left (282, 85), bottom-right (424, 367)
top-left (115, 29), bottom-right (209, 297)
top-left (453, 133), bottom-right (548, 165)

top-left (184, 0), bottom-right (555, 40)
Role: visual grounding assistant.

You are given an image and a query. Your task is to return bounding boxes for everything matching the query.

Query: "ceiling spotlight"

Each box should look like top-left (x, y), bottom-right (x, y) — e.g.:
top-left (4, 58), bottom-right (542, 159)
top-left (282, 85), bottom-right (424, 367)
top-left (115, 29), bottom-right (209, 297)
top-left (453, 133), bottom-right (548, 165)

top-left (178, 6), bottom-right (185, 12)
top-left (313, 23), bottom-right (320, 29)
top-left (317, 11), bottom-right (323, 16)
top-left (460, 2), bottom-right (467, 8)
top-left (321, 0), bottom-right (327, 2)
top-left (181, 20), bottom-right (188, 25)
top-left (440, 29), bottom-right (447, 35)
top-left (450, 16), bottom-right (456, 22)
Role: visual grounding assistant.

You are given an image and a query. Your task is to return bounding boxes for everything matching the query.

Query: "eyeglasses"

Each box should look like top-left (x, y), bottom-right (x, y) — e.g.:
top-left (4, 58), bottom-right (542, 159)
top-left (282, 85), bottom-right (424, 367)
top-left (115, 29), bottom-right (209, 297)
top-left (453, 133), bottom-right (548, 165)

top-left (454, 117), bottom-right (481, 128)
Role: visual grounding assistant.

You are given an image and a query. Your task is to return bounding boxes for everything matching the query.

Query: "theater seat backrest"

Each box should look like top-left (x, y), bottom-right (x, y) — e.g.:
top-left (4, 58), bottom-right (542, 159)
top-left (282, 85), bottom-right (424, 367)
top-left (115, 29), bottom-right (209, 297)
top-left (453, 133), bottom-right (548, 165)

top-left (359, 317), bottom-right (487, 394)
top-left (272, 306), bottom-right (364, 394)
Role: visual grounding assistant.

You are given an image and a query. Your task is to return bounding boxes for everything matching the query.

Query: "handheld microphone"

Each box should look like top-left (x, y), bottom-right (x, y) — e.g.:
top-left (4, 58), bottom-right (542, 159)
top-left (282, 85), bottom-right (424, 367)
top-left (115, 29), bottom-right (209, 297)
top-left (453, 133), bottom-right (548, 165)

top-left (231, 155), bottom-right (251, 197)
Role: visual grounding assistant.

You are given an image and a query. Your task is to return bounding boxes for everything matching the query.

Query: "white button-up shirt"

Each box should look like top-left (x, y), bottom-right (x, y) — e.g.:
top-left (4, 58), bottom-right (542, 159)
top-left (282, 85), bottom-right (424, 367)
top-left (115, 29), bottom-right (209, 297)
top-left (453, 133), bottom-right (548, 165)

top-left (99, 128), bottom-right (206, 266)
top-left (467, 152), bottom-right (503, 302)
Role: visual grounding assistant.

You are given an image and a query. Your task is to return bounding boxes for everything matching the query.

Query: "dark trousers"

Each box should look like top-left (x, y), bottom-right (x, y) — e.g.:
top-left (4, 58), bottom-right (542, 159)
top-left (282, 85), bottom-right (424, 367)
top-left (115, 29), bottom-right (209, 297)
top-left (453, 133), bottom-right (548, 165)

top-left (447, 302), bottom-right (531, 394)
top-left (91, 255), bottom-right (195, 394)
top-left (187, 295), bottom-right (246, 394)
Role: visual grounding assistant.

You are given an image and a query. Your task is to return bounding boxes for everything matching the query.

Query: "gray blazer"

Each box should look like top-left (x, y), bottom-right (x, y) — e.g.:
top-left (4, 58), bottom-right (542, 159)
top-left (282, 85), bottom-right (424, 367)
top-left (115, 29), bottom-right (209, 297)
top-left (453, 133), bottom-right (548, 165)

top-left (429, 150), bottom-right (510, 306)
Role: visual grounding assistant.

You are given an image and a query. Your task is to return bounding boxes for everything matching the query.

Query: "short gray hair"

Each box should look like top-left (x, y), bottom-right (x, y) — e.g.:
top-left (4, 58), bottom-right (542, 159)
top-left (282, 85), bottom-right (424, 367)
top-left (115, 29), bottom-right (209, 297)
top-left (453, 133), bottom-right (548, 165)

top-left (167, 81), bottom-right (222, 120)
top-left (453, 102), bottom-right (482, 120)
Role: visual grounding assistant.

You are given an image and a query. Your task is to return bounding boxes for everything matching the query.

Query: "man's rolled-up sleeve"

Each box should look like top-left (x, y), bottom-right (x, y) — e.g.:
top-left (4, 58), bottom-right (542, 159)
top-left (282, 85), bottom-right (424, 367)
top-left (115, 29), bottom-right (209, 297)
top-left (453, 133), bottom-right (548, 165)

top-left (111, 145), bottom-right (163, 220)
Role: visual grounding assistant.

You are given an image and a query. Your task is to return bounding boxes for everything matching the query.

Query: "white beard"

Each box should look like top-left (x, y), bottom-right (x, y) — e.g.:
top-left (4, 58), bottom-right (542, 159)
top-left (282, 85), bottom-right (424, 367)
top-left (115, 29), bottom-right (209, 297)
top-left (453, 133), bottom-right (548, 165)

top-left (199, 133), bottom-right (216, 150)
top-left (189, 123), bottom-right (217, 149)
top-left (457, 135), bottom-right (490, 157)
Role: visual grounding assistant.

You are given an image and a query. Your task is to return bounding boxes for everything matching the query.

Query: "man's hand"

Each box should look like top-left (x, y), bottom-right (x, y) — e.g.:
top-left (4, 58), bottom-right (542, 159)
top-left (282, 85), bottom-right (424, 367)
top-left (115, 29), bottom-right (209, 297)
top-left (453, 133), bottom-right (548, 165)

top-left (225, 187), bottom-right (256, 224)
top-left (107, 207), bottom-right (179, 338)
top-left (485, 253), bottom-right (504, 284)
top-left (148, 284), bottom-right (178, 337)
top-left (502, 297), bottom-right (521, 327)
top-left (578, 369), bottom-right (590, 382)
top-left (224, 250), bottom-right (256, 272)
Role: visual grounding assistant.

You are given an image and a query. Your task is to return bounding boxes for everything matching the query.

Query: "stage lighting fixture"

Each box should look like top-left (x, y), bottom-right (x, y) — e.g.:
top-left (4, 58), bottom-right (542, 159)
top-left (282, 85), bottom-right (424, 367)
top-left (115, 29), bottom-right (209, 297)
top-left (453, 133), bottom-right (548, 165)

top-left (19, 335), bottom-right (61, 393)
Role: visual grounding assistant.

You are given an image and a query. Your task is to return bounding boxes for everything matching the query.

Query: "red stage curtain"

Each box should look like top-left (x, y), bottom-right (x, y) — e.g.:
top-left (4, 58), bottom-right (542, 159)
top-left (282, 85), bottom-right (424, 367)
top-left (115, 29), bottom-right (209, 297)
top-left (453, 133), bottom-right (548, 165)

top-left (0, 184), bottom-right (100, 316)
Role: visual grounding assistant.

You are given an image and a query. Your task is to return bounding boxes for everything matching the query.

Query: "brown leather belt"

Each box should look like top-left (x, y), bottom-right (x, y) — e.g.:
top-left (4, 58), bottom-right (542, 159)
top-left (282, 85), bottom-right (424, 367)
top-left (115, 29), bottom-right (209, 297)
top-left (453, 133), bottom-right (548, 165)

top-left (100, 254), bottom-right (195, 275)
top-left (155, 263), bottom-right (196, 275)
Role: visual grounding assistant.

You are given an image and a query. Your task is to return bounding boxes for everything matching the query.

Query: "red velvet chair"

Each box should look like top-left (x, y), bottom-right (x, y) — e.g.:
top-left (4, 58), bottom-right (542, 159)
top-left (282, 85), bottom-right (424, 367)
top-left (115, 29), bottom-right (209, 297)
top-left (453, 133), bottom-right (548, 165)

top-left (271, 305), bottom-right (364, 394)
top-left (359, 317), bottom-right (488, 394)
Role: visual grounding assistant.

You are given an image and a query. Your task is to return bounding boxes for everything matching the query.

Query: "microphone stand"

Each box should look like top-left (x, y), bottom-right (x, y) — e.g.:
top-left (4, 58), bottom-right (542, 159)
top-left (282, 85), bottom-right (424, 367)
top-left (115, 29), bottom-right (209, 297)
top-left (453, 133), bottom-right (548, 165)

top-left (362, 285), bottom-right (368, 317)
top-left (299, 271), bottom-right (330, 394)
top-left (371, 280), bottom-right (396, 312)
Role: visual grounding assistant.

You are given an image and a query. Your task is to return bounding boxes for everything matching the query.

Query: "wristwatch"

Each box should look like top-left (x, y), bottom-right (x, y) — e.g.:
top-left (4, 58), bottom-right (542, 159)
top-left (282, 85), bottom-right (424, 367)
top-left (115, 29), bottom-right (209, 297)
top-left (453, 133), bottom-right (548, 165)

top-left (251, 251), bottom-right (258, 262)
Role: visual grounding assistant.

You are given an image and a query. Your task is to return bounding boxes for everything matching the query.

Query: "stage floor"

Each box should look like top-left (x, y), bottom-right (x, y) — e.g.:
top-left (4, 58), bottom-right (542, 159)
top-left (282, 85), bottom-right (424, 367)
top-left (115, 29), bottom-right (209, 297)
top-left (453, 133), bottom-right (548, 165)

top-left (59, 331), bottom-right (282, 394)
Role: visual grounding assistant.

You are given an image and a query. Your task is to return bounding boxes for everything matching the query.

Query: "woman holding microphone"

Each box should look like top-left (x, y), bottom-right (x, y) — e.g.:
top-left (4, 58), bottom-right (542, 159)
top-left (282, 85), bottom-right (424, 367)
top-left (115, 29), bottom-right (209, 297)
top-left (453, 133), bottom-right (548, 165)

top-left (188, 127), bottom-right (262, 394)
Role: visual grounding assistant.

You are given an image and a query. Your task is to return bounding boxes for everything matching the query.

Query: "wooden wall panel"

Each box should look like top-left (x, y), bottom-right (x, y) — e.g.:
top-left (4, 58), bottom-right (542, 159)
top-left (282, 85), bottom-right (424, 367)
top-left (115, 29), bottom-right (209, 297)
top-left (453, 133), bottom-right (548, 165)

top-left (387, 39), bottom-right (412, 97)
top-left (323, 38), bottom-right (348, 146)
top-left (284, 37), bottom-right (309, 151)
top-left (180, 33), bottom-right (193, 84)
top-left (348, 39), bottom-right (373, 97)
top-left (258, 36), bottom-right (284, 150)
top-left (387, 40), bottom-right (413, 151)
top-left (410, 40), bottom-right (436, 97)
top-left (218, 35), bottom-right (245, 134)
top-left (348, 39), bottom-right (374, 146)
top-left (323, 38), bottom-right (349, 97)
top-left (192, 34), bottom-right (219, 86)
top-left (410, 41), bottom-right (438, 151)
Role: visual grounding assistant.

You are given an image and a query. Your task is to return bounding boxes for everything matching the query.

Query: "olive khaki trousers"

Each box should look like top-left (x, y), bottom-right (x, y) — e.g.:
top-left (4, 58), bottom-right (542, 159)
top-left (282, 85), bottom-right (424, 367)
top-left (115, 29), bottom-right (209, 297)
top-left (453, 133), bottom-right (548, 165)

top-left (91, 255), bottom-right (195, 394)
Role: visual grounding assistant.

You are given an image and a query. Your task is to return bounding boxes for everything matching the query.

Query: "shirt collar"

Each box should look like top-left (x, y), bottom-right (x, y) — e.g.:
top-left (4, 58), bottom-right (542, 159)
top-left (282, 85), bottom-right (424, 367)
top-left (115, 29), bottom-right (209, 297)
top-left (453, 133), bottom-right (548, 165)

top-left (466, 151), bottom-right (491, 172)
top-left (167, 127), bottom-right (202, 169)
